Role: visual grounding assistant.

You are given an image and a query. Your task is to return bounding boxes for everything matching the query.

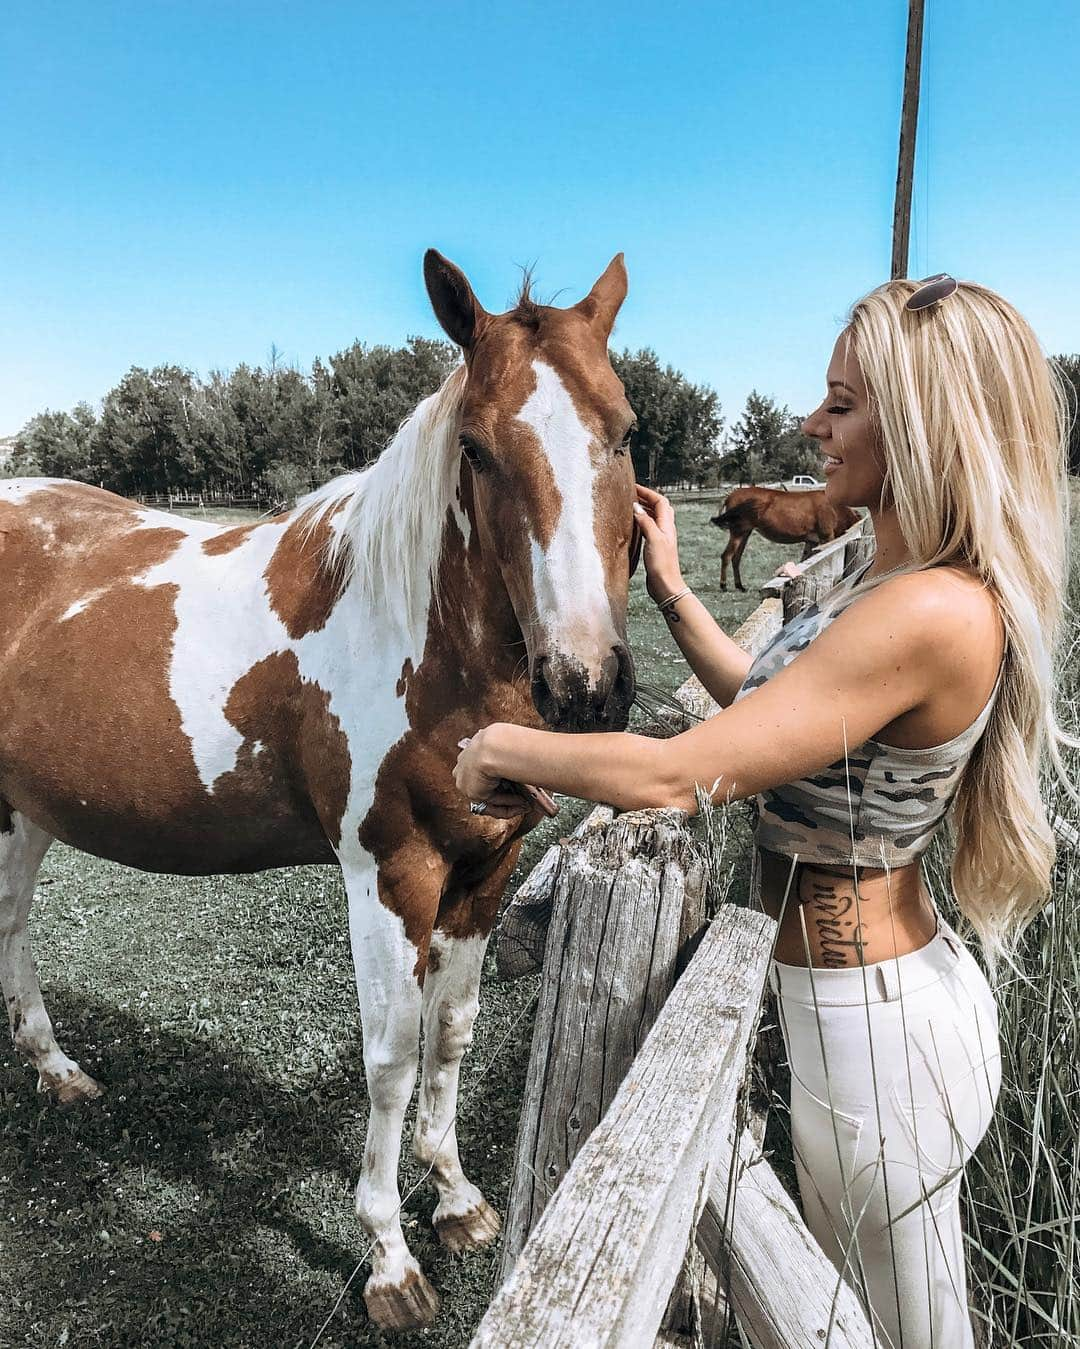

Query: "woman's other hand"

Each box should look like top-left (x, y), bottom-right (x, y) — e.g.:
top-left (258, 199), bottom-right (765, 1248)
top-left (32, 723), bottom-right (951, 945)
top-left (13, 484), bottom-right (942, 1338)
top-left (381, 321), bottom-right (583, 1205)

top-left (633, 484), bottom-right (685, 602)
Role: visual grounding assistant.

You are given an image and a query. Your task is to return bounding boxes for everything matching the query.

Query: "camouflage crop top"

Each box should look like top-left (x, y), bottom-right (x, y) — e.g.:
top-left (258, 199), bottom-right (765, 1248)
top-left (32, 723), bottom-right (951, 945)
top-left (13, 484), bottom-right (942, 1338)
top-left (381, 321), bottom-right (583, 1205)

top-left (732, 559), bottom-right (1003, 869)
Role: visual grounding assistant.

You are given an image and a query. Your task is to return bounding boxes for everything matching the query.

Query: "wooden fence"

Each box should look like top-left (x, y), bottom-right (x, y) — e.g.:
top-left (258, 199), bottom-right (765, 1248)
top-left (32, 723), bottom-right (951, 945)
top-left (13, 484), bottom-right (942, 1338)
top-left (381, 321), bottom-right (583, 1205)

top-left (473, 518), bottom-right (876, 1348)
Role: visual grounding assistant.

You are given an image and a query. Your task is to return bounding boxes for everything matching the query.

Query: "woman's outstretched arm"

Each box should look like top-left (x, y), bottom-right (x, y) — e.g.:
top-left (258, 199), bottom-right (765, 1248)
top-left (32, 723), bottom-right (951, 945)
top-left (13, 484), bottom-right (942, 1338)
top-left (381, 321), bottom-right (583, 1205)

top-left (633, 485), bottom-right (753, 707)
top-left (455, 571), bottom-right (970, 816)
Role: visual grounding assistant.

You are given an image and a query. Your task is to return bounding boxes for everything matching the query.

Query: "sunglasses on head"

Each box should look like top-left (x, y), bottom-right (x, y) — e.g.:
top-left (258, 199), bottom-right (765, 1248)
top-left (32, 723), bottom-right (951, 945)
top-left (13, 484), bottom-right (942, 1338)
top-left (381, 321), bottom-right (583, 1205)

top-left (904, 273), bottom-right (959, 311)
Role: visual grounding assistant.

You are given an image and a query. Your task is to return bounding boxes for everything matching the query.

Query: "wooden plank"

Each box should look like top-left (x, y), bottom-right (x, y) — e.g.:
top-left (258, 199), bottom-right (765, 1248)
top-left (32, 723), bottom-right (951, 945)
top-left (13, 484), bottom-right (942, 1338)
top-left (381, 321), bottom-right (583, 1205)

top-left (497, 809), bottom-right (708, 1276)
top-left (472, 904), bottom-right (774, 1349)
top-left (758, 520), bottom-right (865, 602)
top-left (696, 1128), bottom-right (874, 1349)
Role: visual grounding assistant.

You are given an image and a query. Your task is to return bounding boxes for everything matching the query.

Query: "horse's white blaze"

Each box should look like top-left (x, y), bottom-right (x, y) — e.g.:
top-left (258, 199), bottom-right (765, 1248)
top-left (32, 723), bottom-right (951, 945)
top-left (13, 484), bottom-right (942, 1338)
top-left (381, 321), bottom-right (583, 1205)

top-left (516, 360), bottom-right (618, 680)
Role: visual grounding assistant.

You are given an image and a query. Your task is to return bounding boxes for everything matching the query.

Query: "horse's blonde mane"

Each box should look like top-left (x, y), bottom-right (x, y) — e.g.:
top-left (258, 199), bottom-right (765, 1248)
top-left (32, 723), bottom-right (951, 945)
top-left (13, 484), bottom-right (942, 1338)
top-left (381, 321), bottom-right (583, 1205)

top-left (297, 364), bottom-right (466, 644)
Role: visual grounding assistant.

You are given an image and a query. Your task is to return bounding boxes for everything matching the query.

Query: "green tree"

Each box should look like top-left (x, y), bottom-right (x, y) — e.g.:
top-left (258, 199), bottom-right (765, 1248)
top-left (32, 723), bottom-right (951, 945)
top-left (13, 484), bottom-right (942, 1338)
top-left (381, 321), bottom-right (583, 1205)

top-left (722, 390), bottom-right (787, 483)
top-left (94, 365), bottom-right (204, 495)
top-left (610, 348), bottom-right (723, 486)
top-left (9, 403), bottom-right (102, 481)
top-left (328, 336), bottom-right (458, 469)
top-left (721, 391), bottom-right (821, 483)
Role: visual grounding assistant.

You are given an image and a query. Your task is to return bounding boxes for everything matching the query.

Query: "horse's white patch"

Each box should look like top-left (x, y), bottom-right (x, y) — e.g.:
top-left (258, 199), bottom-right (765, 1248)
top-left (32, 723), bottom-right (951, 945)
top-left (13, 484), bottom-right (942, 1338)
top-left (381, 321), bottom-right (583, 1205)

top-left (129, 526), bottom-right (279, 789)
top-left (516, 361), bottom-right (617, 680)
top-left (59, 595), bottom-right (96, 622)
top-left (0, 479), bottom-right (71, 504)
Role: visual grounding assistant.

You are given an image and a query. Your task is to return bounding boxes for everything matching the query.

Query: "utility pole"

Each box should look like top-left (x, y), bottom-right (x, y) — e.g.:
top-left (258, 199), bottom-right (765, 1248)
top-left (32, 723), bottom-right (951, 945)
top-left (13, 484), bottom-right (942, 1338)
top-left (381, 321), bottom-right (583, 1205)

top-left (891, 0), bottom-right (926, 279)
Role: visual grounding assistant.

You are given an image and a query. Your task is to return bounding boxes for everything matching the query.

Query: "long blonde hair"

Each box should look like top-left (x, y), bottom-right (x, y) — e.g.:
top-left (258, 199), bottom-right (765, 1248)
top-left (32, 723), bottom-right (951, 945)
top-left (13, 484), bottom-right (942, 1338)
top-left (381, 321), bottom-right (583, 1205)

top-left (843, 278), bottom-right (1077, 962)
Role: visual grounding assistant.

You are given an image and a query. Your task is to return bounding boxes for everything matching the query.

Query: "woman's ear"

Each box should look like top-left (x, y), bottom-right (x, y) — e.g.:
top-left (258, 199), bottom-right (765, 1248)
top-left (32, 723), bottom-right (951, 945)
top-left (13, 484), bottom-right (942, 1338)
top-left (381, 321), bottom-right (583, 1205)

top-left (424, 250), bottom-right (489, 350)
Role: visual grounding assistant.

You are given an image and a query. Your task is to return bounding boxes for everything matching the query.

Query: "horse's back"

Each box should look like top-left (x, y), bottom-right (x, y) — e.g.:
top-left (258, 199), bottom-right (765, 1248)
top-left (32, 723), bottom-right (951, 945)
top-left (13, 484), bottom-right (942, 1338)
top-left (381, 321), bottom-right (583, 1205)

top-left (0, 480), bottom-right (343, 873)
top-left (0, 478), bottom-right (207, 628)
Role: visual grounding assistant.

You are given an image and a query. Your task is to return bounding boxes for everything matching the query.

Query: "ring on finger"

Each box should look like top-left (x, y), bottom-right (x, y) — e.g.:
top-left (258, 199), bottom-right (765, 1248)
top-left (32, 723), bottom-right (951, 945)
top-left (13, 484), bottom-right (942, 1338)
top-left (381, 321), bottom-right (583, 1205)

top-left (469, 801), bottom-right (488, 815)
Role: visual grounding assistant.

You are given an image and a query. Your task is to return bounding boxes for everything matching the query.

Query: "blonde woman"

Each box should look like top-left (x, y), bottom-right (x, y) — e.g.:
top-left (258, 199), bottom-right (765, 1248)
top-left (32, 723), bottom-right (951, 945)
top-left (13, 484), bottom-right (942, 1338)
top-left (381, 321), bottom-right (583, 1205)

top-left (454, 275), bottom-right (1076, 1346)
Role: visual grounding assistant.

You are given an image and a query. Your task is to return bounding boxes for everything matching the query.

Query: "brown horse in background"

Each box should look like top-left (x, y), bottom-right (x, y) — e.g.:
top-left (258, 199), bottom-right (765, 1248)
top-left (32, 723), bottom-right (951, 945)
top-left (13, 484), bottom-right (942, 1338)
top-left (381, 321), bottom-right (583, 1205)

top-left (710, 486), bottom-right (859, 590)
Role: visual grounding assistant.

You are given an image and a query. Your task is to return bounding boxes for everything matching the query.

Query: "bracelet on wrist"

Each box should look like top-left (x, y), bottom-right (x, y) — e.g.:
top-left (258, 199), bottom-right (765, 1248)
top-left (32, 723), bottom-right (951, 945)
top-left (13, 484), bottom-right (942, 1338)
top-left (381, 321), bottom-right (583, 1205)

top-left (657, 586), bottom-right (692, 623)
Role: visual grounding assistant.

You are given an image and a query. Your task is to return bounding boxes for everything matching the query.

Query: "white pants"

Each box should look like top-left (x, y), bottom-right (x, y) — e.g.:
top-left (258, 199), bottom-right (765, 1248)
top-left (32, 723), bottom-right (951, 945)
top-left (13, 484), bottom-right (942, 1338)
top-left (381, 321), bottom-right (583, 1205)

top-left (769, 915), bottom-right (1002, 1349)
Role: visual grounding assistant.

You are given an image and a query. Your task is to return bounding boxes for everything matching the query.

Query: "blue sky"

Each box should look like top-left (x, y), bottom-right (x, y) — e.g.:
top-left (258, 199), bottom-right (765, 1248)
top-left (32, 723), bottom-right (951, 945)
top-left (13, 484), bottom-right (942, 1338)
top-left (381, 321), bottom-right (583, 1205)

top-left (3, 1), bottom-right (1078, 436)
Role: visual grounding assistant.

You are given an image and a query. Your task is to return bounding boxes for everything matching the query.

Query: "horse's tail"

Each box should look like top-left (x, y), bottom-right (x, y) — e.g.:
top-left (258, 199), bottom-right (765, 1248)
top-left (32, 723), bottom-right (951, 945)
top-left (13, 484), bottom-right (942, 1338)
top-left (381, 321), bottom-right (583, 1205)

top-left (711, 493), bottom-right (743, 528)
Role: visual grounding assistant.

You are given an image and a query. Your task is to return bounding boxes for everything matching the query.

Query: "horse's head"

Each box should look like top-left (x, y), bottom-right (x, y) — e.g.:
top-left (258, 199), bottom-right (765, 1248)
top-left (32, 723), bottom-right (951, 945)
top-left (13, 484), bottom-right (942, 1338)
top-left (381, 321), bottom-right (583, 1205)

top-left (425, 249), bottom-right (637, 733)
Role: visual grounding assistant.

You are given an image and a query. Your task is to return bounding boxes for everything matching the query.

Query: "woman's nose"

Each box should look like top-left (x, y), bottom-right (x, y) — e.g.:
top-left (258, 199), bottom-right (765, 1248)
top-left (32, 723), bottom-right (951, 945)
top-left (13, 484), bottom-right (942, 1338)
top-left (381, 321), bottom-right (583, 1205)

top-left (801, 405), bottom-right (828, 438)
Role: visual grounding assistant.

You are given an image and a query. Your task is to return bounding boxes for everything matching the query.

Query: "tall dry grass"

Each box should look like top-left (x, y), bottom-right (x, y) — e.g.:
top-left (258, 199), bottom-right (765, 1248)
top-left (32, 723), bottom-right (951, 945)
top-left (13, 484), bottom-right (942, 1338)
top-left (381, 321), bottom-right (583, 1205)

top-left (930, 549), bottom-right (1080, 1347)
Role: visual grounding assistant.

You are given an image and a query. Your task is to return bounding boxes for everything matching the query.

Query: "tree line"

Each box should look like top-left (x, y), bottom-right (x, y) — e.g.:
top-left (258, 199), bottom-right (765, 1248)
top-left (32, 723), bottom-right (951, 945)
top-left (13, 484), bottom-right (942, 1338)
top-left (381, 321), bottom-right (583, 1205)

top-left (8, 343), bottom-right (1079, 502)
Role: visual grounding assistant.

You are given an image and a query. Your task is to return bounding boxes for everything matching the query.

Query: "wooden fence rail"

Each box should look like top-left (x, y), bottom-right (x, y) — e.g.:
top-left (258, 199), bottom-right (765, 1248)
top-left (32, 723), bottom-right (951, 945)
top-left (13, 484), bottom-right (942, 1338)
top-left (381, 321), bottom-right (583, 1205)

top-left (472, 905), bottom-right (773, 1349)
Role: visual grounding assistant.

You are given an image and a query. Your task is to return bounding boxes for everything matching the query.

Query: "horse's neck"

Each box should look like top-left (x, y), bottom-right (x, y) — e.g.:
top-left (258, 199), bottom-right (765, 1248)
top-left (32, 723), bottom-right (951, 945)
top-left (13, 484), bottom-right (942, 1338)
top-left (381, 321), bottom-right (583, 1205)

top-left (409, 463), bottom-right (534, 716)
top-left (428, 511), bottom-right (527, 689)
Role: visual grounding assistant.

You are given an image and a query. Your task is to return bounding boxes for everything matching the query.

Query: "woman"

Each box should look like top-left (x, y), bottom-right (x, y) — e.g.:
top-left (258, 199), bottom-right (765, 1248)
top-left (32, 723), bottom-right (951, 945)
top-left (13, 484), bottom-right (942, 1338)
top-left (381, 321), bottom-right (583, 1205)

top-left (454, 275), bottom-right (1076, 1347)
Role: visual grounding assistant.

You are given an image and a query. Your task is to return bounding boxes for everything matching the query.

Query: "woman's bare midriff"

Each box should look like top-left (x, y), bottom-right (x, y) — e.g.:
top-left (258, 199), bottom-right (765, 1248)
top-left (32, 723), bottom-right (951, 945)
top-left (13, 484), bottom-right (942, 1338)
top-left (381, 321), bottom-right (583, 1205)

top-left (758, 848), bottom-right (939, 968)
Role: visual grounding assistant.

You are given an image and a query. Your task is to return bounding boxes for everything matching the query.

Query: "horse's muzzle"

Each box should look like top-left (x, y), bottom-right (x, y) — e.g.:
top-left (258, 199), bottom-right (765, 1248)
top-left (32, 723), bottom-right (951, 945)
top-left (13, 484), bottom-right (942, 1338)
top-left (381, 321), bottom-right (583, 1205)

top-left (530, 643), bottom-right (636, 733)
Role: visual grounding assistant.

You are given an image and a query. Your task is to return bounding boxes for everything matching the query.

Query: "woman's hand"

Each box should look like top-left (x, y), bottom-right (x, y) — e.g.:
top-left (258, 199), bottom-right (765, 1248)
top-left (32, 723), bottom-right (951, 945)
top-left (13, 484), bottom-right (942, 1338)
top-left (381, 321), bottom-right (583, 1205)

top-left (633, 484), bottom-right (685, 602)
top-left (454, 730), bottom-right (559, 820)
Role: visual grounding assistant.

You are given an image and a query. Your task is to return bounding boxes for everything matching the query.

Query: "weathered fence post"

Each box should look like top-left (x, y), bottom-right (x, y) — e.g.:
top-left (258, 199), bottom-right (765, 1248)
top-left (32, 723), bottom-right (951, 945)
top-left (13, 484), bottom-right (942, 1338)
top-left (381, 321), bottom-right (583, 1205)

top-left (474, 905), bottom-right (773, 1349)
top-left (498, 808), bottom-right (709, 1278)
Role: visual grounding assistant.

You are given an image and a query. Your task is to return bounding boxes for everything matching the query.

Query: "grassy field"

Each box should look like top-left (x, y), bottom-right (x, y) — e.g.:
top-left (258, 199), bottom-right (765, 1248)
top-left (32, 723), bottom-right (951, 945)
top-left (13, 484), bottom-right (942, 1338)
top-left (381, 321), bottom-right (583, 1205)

top-left (0, 504), bottom-right (799, 1349)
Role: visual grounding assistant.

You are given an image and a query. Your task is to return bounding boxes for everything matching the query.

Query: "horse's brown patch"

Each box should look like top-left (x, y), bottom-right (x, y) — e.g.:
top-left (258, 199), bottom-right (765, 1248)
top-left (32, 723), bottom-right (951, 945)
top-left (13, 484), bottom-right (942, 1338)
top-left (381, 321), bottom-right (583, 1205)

top-left (202, 524), bottom-right (257, 556)
top-left (264, 513), bottom-right (342, 639)
top-left (221, 650), bottom-right (351, 849)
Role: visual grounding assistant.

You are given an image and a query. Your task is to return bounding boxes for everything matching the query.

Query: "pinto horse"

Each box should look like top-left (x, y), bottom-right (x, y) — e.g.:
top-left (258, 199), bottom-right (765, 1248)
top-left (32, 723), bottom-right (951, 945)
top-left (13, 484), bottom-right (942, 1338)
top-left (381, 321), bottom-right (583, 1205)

top-left (0, 251), bottom-right (639, 1330)
top-left (710, 485), bottom-right (859, 590)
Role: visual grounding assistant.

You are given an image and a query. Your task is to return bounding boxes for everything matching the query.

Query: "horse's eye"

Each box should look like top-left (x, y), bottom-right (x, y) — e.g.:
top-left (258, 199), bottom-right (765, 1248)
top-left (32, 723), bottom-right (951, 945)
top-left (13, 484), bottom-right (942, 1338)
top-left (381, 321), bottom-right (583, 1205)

top-left (617, 425), bottom-right (636, 455)
top-left (460, 436), bottom-right (486, 472)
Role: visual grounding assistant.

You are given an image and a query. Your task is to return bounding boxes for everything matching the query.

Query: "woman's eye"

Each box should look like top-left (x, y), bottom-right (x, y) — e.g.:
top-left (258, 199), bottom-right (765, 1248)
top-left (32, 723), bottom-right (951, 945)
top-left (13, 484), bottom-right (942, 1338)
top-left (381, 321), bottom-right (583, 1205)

top-left (460, 436), bottom-right (486, 471)
top-left (827, 405), bottom-right (851, 415)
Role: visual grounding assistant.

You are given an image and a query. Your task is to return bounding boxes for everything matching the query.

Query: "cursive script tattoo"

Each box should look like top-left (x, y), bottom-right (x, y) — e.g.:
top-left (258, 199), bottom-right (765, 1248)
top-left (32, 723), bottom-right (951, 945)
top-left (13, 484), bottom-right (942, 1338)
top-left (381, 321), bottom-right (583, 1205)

top-left (801, 873), bottom-right (868, 968)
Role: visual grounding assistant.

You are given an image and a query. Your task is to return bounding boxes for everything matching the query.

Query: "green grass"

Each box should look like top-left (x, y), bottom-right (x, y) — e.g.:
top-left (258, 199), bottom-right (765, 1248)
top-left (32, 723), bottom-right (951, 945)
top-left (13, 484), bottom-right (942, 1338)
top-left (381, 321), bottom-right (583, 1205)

top-left (0, 506), bottom-right (803, 1348)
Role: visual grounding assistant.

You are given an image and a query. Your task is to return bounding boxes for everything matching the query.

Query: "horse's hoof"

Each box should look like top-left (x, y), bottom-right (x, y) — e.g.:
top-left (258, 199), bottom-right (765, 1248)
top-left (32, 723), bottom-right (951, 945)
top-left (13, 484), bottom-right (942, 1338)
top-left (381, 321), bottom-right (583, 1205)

top-left (736, 585), bottom-right (746, 593)
top-left (364, 1267), bottom-right (441, 1330)
top-left (434, 1198), bottom-right (502, 1253)
top-left (41, 1068), bottom-right (104, 1108)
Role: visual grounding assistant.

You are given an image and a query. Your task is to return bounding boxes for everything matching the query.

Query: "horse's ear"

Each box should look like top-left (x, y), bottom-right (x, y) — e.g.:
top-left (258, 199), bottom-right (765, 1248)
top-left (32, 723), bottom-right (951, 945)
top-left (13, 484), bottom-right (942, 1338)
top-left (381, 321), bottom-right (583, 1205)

top-left (574, 254), bottom-right (628, 336)
top-left (424, 250), bottom-right (488, 350)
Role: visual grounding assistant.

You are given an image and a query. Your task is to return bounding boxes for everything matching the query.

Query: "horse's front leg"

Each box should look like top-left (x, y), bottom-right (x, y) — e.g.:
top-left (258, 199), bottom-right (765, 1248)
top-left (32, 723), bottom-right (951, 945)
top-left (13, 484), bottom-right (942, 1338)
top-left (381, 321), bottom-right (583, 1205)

top-left (414, 927), bottom-right (500, 1251)
top-left (413, 849), bottom-right (517, 1251)
top-left (342, 850), bottom-right (443, 1331)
